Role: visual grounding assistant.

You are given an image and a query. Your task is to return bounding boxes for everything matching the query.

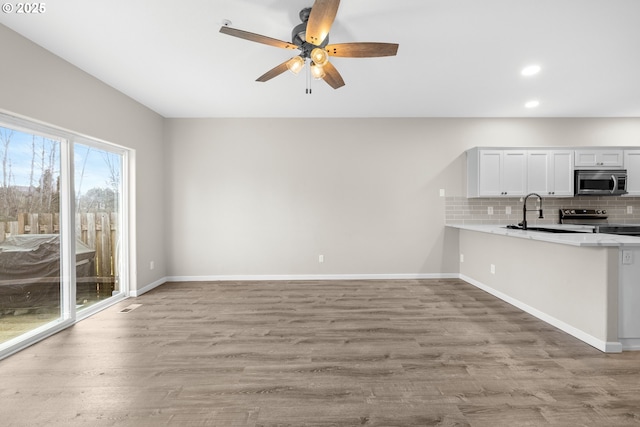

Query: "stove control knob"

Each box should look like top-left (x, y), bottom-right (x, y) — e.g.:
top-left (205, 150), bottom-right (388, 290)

top-left (570, 210), bottom-right (576, 214)
top-left (602, 209), bottom-right (607, 215)
top-left (596, 210), bottom-right (602, 214)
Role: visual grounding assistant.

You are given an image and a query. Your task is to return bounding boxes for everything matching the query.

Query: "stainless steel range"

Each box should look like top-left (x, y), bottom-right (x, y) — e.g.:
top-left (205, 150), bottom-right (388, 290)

top-left (559, 208), bottom-right (640, 236)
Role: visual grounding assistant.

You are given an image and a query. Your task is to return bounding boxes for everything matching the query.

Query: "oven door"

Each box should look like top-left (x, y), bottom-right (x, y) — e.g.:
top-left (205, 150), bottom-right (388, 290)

top-left (575, 170), bottom-right (627, 196)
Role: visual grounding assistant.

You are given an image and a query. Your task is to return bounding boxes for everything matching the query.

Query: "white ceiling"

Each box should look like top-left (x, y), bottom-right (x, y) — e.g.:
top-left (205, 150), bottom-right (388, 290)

top-left (2, 0), bottom-right (640, 118)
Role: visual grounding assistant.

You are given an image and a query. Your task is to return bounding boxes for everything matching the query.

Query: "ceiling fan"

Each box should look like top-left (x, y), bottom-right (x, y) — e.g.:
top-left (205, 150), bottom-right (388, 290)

top-left (219, 0), bottom-right (399, 91)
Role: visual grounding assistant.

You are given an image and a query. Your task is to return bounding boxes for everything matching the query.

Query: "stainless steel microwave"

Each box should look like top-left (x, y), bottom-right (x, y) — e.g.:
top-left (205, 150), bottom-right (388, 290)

top-left (575, 169), bottom-right (627, 196)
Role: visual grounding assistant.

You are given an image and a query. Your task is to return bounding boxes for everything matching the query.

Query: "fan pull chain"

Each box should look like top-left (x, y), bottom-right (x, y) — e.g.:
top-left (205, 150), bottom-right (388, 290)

top-left (306, 59), bottom-right (312, 94)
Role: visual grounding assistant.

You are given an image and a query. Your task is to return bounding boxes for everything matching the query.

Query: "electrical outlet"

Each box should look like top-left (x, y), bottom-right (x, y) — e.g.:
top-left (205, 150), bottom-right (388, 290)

top-left (490, 264), bottom-right (496, 274)
top-left (460, 254), bottom-right (464, 263)
top-left (505, 206), bottom-right (512, 215)
top-left (488, 206), bottom-right (494, 215)
top-left (149, 261), bottom-right (155, 270)
top-left (623, 251), bottom-right (633, 265)
top-left (318, 254), bottom-right (324, 263)
top-left (440, 189), bottom-right (446, 197)
top-left (628, 206), bottom-right (633, 214)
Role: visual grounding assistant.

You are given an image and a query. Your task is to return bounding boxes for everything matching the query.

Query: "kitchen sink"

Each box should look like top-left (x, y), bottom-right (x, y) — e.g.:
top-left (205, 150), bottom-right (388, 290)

top-left (504, 225), bottom-right (585, 234)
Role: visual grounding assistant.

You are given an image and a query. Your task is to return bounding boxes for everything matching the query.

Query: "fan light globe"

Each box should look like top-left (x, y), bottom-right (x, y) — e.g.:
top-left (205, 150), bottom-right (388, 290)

top-left (310, 62), bottom-right (326, 80)
top-left (310, 48), bottom-right (329, 66)
top-left (286, 56), bottom-right (305, 74)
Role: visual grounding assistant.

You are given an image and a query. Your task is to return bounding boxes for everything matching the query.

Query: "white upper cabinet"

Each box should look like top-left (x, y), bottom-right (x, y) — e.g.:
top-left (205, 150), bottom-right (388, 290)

top-left (477, 150), bottom-right (502, 196)
top-left (526, 151), bottom-right (549, 195)
top-left (550, 151), bottom-right (575, 196)
top-left (467, 149), bottom-right (527, 197)
top-left (527, 150), bottom-right (574, 197)
top-left (574, 149), bottom-right (624, 169)
top-left (624, 150), bottom-right (640, 196)
top-left (467, 147), bottom-right (638, 198)
top-left (501, 151), bottom-right (528, 196)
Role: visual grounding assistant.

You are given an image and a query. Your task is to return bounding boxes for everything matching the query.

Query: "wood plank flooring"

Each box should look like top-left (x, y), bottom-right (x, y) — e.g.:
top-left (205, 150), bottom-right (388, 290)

top-left (1, 279), bottom-right (640, 426)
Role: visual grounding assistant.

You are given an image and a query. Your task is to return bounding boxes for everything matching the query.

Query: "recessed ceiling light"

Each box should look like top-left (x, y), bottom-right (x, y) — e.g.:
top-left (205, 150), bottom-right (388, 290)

top-left (521, 65), bottom-right (541, 76)
top-left (525, 100), bottom-right (540, 109)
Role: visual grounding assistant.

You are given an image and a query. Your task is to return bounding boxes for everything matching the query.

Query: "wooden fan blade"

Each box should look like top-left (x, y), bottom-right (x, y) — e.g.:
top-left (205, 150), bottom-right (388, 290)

top-left (322, 61), bottom-right (345, 89)
top-left (220, 26), bottom-right (299, 50)
top-left (256, 59), bottom-right (292, 82)
top-left (326, 42), bottom-right (399, 58)
top-left (306, 0), bottom-right (340, 46)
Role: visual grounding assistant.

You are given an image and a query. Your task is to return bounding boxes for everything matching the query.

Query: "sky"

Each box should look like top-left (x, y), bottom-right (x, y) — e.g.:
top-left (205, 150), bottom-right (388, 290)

top-left (0, 125), bottom-right (121, 196)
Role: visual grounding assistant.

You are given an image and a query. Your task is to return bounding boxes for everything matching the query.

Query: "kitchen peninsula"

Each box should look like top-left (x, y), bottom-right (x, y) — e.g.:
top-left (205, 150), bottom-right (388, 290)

top-left (447, 224), bottom-right (640, 353)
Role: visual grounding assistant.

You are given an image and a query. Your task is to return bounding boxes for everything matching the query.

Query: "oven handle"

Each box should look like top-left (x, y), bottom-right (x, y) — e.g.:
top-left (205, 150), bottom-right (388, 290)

top-left (611, 174), bottom-right (617, 194)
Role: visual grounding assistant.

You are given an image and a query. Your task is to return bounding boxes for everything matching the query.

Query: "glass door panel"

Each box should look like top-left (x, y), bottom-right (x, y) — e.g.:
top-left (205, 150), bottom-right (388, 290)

top-left (0, 125), bottom-right (63, 344)
top-left (74, 143), bottom-right (123, 312)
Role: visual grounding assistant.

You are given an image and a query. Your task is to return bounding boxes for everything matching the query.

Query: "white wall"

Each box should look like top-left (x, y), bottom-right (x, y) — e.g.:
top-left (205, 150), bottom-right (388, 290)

top-left (0, 24), bottom-right (166, 292)
top-left (164, 118), bottom-right (640, 279)
top-left (164, 118), bottom-right (462, 278)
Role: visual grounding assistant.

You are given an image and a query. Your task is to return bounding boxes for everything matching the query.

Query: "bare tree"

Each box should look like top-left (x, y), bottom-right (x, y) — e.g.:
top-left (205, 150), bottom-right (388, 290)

top-left (0, 128), bottom-right (14, 219)
top-left (0, 127), bottom-right (12, 188)
top-left (27, 135), bottom-right (37, 212)
top-left (101, 151), bottom-right (120, 192)
top-left (45, 141), bottom-right (57, 211)
top-left (75, 146), bottom-right (91, 213)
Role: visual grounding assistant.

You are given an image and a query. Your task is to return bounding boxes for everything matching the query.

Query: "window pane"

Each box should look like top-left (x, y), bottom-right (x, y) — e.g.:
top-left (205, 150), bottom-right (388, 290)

top-left (74, 143), bottom-right (122, 311)
top-left (0, 126), bottom-right (62, 344)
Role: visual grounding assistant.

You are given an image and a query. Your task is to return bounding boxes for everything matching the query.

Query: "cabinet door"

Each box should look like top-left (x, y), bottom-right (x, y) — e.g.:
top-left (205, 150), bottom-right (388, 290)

top-left (624, 150), bottom-right (640, 196)
top-left (575, 149), bottom-right (624, 168)
top-left (550, 151), bottom-right (574, 196)
top-left (527, 151), bottom-right (550, 195)
top-left (502, 151), bottom-right (527, 196)
top-left (478, 150), bottom-right (503, 196)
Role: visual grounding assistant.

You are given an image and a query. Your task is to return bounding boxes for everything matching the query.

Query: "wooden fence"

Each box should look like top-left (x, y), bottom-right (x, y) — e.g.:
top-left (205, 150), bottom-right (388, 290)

top-left (0, 212), bottom-right (118, 280)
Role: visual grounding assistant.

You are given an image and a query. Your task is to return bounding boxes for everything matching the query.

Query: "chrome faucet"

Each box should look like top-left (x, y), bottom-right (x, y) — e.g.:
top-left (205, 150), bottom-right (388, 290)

top-left (520, 193), bottom-right (543, 230)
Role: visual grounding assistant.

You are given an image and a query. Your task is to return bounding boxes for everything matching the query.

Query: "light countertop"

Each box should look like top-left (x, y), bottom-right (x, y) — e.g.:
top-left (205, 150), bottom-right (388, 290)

top-left (447, 224), bottom-right (640, 247)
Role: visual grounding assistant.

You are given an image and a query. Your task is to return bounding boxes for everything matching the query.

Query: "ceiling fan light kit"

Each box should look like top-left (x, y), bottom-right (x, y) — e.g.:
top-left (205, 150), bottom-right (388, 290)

top-left (219, 0), bottom-right (399, 92)
top-left (286, 56), bottom-right (305, 75)
top-left (310, 62), bottom-right (327, 80)
top-left (311, 48), bottom-right (329, 66)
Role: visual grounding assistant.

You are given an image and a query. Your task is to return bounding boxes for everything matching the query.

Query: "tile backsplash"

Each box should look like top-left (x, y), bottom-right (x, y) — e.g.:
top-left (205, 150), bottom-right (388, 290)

top-left (446, 196), bottom-right (640, 225)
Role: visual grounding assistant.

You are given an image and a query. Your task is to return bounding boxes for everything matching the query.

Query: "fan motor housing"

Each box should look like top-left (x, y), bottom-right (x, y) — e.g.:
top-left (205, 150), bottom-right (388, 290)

top-left (292, 24), bottom-right (329, 54)
top-left (292, 8), bottom-right (329, 56)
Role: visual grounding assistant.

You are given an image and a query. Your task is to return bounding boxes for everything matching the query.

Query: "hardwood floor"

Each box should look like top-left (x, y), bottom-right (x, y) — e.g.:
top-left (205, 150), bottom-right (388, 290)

top-left (1, 279), bottom-right (640, 426)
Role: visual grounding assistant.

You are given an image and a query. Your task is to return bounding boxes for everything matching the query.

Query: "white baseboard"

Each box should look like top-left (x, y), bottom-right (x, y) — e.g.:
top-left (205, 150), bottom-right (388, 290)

top-left (460, 274), bottom-right (622, 353)
top-left (620, 338), bottom-right (640, 351)
top-left (130, 277), bottom-right (167, 297)
top-left (165, 273), bottom-right (459, 282)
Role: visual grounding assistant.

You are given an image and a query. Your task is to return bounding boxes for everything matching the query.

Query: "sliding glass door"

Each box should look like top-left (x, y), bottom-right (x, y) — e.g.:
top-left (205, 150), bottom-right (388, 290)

top-left (0, 113), bottom-right (129, 356)
top-left (0, 125), bottom-right (64, 344)
top-left (74, 142), bottom-right (123, 312)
